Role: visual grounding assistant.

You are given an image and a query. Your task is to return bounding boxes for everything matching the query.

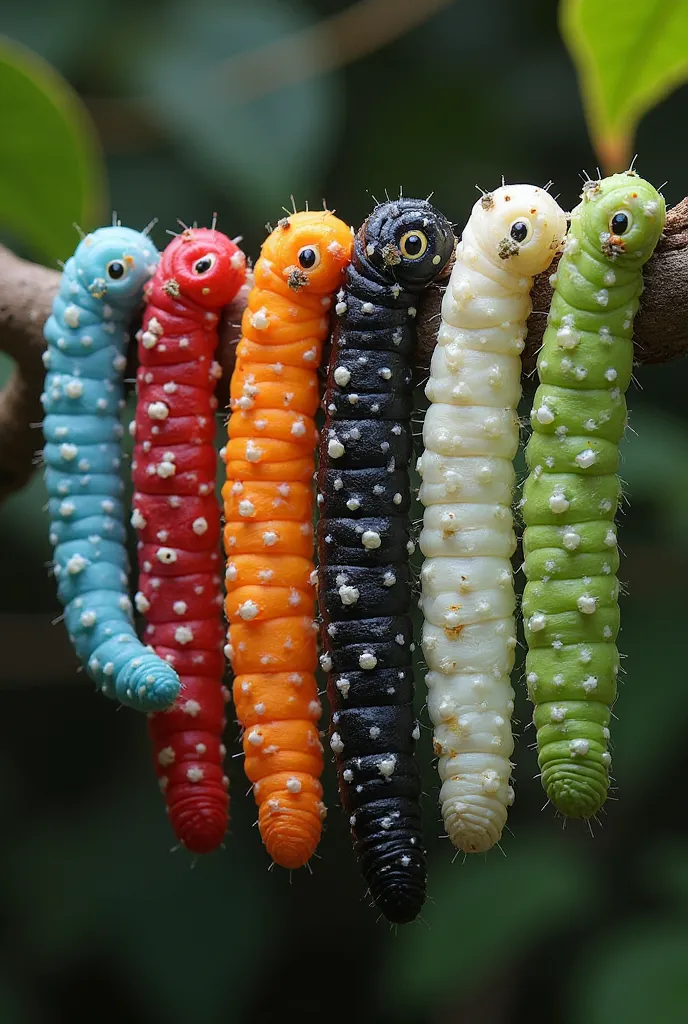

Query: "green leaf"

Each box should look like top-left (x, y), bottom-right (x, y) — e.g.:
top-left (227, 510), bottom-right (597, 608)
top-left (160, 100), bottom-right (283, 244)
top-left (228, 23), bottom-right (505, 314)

top-left (0, 35), bottom-right (106, 264)
top-left (380, 835), bottom-right (597, 1012)
top-left (570, 922), bottom-right (688, 1024)
top-left (560, 0), bottom-right (688, 172)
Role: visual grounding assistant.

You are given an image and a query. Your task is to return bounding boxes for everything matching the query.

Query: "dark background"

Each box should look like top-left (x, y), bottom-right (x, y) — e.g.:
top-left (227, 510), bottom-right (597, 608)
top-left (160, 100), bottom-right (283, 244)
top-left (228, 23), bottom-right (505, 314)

top-left (1, 1), bottom-right (688, 1021)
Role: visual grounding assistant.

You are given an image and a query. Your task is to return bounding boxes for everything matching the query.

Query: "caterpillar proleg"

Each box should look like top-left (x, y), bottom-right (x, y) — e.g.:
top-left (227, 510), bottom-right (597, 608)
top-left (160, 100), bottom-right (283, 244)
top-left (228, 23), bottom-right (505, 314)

top-left (419, 185), bottom-right (567, 852)
top-left (522, 171), bottom-right (665, 819)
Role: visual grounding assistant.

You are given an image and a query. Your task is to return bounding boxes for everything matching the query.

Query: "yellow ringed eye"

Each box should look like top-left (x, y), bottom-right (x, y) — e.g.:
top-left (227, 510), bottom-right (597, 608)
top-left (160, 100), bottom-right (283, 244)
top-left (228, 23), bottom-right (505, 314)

top-left (399, 230), bottom-right (428, 260)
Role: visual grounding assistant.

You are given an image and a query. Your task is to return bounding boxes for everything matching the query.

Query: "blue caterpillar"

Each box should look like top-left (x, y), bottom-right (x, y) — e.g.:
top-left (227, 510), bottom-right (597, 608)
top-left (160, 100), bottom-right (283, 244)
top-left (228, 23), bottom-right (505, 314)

top-left (42, 226), bottom-right (180, 712)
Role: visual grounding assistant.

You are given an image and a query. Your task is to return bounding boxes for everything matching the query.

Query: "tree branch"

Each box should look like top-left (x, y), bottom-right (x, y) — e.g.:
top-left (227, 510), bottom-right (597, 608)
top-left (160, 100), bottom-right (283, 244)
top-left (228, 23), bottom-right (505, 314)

top-left (1, 197), bottom-right (687, 504)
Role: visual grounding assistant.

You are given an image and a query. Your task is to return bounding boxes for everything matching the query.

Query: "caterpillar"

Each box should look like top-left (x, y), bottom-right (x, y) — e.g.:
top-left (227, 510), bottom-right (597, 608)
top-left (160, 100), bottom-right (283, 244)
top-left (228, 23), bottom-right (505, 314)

top-left (418, 185), bottom-right (568, 854)
top-left (42, 226), bottom-right (181, 712)
top-left (223, 208), bottom-right (353, 870)
top-left (522, 171), bottom-right (665, 819)
top-left (317, 198), bottom-right (454, 924)
top-left (131, 226), bottom-right (247, 854)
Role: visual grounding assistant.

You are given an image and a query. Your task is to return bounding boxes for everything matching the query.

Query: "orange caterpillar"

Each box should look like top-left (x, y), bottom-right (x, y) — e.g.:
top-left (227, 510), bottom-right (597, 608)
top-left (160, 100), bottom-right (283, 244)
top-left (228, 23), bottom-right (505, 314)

top-left (222, 210), bottom-right (353, 869)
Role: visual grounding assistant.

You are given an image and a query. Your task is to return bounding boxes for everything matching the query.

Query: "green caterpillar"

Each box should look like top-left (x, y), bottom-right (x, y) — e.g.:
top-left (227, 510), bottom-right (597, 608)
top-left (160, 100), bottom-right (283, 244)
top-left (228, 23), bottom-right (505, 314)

top-left (522, 171), bottom-right (665, 819)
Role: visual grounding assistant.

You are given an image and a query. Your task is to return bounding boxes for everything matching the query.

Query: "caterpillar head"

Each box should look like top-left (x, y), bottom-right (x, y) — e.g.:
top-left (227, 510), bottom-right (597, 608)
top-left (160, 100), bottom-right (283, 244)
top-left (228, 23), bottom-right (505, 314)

top-left (576, 171), bottom-right (666, 264)
top-left (361, 198), bottom-right (454, 291)
top-left (74, 226), bottom-right (160, 306)
top-left (159, 227), bottom-right (247, 308)
top-left (471, 185), bottom-right (568, 276)
top-left (263, 210), bottom-right (353, 294)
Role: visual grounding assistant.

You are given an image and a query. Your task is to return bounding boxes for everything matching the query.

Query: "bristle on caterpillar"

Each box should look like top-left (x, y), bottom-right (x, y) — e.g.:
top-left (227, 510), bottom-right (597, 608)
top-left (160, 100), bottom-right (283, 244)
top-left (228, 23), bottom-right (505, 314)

top-left (42, 226), bottom-right (181, 712)
top-left (133, 227), bottom-right (247, 853)
top-left (223, 209), bottom-right (354, 870)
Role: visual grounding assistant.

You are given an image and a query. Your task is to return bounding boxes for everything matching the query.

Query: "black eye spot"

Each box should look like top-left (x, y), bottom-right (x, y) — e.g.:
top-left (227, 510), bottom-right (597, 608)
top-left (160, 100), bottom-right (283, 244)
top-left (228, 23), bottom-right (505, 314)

top-left (510, 221), bottom-right (529, 243)
top-left (404, 234), bottom-right (423, 255)
top-left (107, 261), bottom-right (124, 279)
top-left (194, 255), bottom-right (215, 274)
top-left (298, 247), bottom-right (317, 269)
top-left (610, 212), bottom-right (629, 235)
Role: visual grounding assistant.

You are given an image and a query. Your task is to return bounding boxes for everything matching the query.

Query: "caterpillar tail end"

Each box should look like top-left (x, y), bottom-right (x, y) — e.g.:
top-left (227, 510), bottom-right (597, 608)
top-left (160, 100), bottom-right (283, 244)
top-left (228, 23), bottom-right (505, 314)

top-left (368, 858), bottom-right (427, 925)
top-left (441, 790), bottom-right (511, 855)
top-left (117, 659), bottom-right (181, 713)
top-left (258, 788), bottom-right (325, 871)
top-left (170, 793), bottom-right (229, 855)
top-left (540, 750), bottom-right (609, 819)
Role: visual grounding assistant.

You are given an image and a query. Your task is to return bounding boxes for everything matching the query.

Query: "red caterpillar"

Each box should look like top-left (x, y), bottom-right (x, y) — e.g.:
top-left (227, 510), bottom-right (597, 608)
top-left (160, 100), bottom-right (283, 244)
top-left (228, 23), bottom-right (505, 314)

top-left (131, 226), bottom-right (247, 853)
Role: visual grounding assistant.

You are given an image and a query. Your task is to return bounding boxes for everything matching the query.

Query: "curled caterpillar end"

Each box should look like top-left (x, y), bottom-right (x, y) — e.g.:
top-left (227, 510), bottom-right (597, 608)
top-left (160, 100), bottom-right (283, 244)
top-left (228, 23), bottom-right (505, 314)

top-left (439, 772), bottom-right (513, 854)
top-left (117, 653), bottom-right (181, 710)
top-left (534, 699), bottom-right (611, 818)
top-left (355, 809), bottom-right (427, 924)
top-left (256, 772), bottom-right (325, 870)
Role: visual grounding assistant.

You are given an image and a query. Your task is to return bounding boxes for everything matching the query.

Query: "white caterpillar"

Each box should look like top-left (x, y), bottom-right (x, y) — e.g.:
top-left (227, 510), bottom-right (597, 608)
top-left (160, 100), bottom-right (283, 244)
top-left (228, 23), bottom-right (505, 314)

top-left (418, 184), bottom-right (568, 853)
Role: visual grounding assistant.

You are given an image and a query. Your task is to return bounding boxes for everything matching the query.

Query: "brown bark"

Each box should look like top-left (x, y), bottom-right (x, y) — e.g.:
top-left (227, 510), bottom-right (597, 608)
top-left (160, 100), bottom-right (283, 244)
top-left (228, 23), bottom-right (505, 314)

top-left (1, 197), bottom-right (687, 503)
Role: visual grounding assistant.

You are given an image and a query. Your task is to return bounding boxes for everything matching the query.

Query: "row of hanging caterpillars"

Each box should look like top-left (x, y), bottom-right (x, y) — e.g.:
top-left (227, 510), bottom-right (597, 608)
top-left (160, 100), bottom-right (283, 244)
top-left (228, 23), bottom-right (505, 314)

top-left (42, 168), bottom-right (664, 923)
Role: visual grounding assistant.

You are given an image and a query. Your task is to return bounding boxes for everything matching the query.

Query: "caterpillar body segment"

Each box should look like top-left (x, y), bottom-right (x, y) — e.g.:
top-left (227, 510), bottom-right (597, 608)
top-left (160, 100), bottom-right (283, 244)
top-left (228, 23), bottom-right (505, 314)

top-left (523, 172), bottom-right (665, 818)
top-left (419, 185), bottom-right (568, 853)
top-left (224, 210), bottom-right (354, 870)
top-left (132, 227), bottom-right (247, 853)
top-left (318, 198), bottom-right (454, 923)
top-left (42, 226), bottom-right (181, 712)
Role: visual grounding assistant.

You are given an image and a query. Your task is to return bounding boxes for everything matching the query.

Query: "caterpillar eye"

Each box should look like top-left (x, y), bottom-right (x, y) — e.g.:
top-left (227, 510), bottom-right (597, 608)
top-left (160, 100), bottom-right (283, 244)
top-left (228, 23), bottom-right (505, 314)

top-left (609, 211), bottom-right (632, 236)
top-left (399, 230), bottom-right (428, 260)
top-left (106, 260), bottom-right (127, 280)
top-left (509, 220), bottom-right (532, 244)
top-left (194, 253), bottom-right (216, 274)
top-left (297, 245), bottom-right (320, 270)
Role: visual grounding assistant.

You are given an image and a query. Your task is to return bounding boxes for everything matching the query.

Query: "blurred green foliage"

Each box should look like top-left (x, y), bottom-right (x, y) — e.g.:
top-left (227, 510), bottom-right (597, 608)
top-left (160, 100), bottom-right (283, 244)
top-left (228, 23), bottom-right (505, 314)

top-left (1, 1), bottom-right (688, 1022)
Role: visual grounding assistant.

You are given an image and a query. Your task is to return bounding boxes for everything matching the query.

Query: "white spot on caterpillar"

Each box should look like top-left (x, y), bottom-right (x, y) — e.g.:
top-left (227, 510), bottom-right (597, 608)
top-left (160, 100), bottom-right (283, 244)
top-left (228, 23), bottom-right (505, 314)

top-left (382, 571), bottom-right (396, 587)
top-left (192, 517), bottom-right (208, 535)
top-left (369, 726), bottom-right (380, 739)
top-left (605, 529), bottom-right (617, 546)
top-left (575, 449), bottom-right (597, 469)
top-left (569, 738), bottom-right (589, 756)
top-left (66, 554), bottom-right (88, 574)
top-left (330, 732), bottom-right (345, 754)
top-left (64, 305), bottom-right (80, 328)
top-left (529, 613), bottom-right (546, 632)
top-left (556, 326), bottom-right (579, 349)
top-left (604, 368), bottom-right (618, 382)
top-left (562, 529), bottom-right (580, 550)
top-left (359, 652), bottom-right (377, 670)
top-left (346, 497), bottom-right (361, 511)
top-left (262, 531), bottom-right (278, 546)
top-left (338, 585), bottom-right (360, 605)
top-left (247, 730), bottom-right (263, 746)
top-left (173, 601), bottom-right (187, 615)
top-left (156, 547), bottom-right (177, 564)
top-left (378, 756), bottom-right (396, 777)
top-left (550, 706), bottom-right (566, 722)
top-left (291, 419), bottom-right (306, 437)
top-left (175, 626), bottom-right (194, 644)
top-left (336, 678), bottom-right (350, 699)
top-left (361, 530), bottom-right (381, 549)
top-left (250, 307), bottom-right (269, 330)
top-left (577, 595), bottom-right (597, 614)
top-left (328, 438), bottom-right (345, 458)
top-left (582, 675), bottom-right (598, 692)
top-left (549, 492), bottom-right (570, 514)
top-left (238, 600), bottom-right (259, 620)
top-left (245, 440), bottom-right (263, 462)
top-left (320, 654), bottom-right (333, 672)
top-left (286, 777), bottom-right (302, 794)
top-left (148, 402), bottom-right (168, 420)
top-left (536, 405), bottom-right (555, 424)
top-left (238, 499), bottom-right (255, 518)
top-left (334, 366), bottom-right (351, 386)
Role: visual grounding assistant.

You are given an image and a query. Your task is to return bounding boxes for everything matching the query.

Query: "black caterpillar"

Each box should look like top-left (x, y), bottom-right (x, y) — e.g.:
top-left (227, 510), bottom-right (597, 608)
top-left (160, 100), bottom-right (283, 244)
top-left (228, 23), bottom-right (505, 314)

top-left (316, 198), bottom-right (454, 924)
